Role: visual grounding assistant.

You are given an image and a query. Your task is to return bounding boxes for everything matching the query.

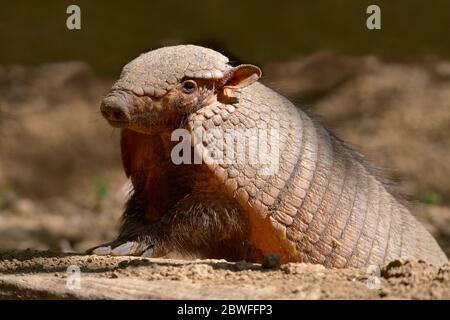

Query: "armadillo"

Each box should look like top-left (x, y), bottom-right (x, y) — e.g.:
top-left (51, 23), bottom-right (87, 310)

top-left (91, 45), bottom-right (448, 268)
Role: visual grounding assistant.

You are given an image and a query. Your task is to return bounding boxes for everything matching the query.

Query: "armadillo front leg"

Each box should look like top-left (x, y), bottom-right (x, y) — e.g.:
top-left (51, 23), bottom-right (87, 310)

top-left (87, 191), bottom-right (163, 256)
top-left (89, 192), bottom-right (250, 259)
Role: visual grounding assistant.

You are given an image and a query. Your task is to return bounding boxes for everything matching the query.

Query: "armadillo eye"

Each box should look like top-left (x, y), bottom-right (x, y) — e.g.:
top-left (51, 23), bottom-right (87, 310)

top-left (181, 80), bottom-right (197, 94)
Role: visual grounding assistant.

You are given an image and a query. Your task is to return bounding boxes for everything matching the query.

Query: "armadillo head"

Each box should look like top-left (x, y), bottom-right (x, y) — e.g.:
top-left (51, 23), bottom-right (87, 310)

top-left (101, 45), bottom-right (261, 133)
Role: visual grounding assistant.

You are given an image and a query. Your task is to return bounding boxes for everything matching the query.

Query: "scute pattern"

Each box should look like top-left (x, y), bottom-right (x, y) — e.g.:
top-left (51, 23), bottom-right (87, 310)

top-left (186, 80), bottom-right (447, 268)
top-left (114, 45), bottom-right (231, 97)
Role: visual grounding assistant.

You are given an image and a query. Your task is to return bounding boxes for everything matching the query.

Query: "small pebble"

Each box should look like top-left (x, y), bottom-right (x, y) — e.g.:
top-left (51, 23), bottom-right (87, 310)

top-left (262, 253), bottom-right (281, 269)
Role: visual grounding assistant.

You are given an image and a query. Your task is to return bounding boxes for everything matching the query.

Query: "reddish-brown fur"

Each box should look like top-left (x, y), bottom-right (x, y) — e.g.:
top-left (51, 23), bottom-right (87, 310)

top-left (119, 129), bottom-right (255, 260)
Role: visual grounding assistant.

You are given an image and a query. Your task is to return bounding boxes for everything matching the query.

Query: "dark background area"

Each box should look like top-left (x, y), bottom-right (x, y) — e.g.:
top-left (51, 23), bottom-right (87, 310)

top-left (1, 0), bottom-right (449, 75)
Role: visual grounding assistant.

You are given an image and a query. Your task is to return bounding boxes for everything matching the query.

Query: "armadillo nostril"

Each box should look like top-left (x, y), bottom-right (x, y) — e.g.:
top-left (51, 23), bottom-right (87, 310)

top-left (100, 100), bottom-right (131, 126)
top-left (112, 110), bottom-right (125, 121)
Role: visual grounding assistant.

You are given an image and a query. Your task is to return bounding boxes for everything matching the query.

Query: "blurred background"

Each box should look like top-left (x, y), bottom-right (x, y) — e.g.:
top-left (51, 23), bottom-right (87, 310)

top-left (0, 1), bottom-right (449, 257)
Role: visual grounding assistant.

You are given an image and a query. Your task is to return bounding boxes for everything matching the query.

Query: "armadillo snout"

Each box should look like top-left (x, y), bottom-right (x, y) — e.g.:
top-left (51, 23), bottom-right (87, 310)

top-left (100, 93), bottom-right (132, 128)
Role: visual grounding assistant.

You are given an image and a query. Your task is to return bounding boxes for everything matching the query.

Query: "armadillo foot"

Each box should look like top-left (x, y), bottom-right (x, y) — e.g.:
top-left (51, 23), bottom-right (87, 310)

top-left (86, 240), bottom-right (154, 257)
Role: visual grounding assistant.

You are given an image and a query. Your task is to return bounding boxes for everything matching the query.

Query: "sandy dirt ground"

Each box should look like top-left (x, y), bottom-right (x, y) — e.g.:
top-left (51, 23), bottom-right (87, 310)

top-left (0, 53), bottom-right (449, 299)
top-left (0, 250), bottom-right (449, 299)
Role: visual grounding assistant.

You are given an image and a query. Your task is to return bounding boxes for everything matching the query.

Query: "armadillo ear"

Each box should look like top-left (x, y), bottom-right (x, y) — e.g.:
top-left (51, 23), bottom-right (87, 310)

top-left (219, 64), bottom-right (262, 103)
top-left (223, 64), bottom-right (262, 89)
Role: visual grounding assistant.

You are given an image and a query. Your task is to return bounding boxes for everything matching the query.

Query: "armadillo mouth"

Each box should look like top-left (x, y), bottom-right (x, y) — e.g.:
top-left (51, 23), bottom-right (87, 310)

top-left (107, 119), bottom-right (130, 128)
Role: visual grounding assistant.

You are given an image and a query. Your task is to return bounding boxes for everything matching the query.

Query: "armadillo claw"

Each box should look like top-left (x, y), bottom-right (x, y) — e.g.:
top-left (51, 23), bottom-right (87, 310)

top-left (85, 242), bottom-right (114, 255)
top-left (87, 240), bottom-right (152, 257)
top-left (110, 241), bottom-right (148, 256)
top-left (92, 246), bottom-right (112, 255)
top-left (141, 247), bottom-right (155, 257)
